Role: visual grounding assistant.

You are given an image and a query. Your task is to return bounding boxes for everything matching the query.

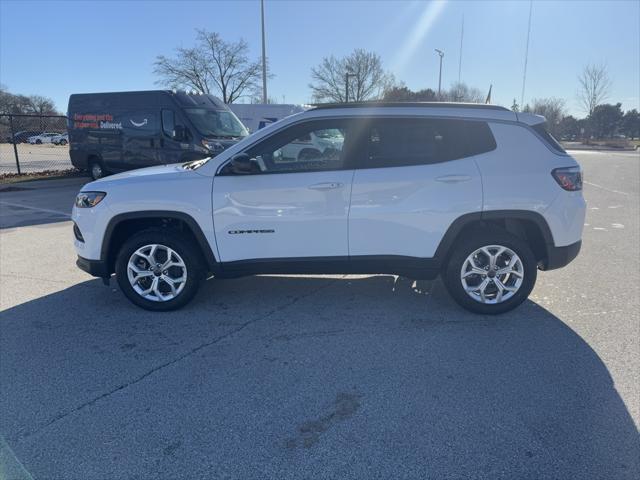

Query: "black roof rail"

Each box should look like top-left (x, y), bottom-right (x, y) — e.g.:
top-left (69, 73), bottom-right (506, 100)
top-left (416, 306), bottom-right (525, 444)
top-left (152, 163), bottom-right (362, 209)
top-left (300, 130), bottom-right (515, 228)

top-left (310, 101), bottom-right (509, 111)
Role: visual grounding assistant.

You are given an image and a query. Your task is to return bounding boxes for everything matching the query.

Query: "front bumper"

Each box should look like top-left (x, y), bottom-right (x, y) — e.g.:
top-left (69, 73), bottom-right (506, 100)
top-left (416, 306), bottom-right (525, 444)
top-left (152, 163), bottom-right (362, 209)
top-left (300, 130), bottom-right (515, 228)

top-left (76, 256), bottom-right (110, 278)
top-left (540, 240), bottom-right (582, 271)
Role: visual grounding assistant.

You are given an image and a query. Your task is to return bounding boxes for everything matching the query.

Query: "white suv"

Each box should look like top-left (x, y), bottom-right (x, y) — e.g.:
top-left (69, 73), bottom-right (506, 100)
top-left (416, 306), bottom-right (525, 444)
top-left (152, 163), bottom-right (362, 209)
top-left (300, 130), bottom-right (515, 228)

top-left (72, 103), bottom-right (585, 314)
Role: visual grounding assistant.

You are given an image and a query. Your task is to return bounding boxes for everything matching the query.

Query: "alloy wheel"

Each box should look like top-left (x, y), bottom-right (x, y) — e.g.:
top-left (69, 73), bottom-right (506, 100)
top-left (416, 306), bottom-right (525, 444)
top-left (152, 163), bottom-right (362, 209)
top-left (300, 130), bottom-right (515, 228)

top-left (127, 244), bottom-right (188, 302)
top-left (460, 244), bottom-right (524, 304)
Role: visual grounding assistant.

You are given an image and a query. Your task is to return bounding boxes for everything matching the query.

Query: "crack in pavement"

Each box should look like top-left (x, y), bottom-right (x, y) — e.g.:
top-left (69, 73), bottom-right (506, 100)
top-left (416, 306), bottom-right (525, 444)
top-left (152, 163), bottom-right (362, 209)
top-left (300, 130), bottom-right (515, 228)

top-left (10, 277), bottom-right (341, 443)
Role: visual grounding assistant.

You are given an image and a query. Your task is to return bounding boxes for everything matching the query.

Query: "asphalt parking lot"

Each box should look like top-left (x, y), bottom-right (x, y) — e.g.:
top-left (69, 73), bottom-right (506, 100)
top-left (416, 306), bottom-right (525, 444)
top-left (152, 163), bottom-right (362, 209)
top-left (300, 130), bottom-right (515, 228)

top-left (1, 150), bottom-right (639, 479)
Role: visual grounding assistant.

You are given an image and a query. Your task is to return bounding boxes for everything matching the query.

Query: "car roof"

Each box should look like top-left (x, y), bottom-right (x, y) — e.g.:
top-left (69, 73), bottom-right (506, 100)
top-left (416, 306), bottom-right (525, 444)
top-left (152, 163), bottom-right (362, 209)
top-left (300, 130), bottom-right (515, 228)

top-left (311, 101), bottom-right (509, 111)
top-left (303, 102), bottom-right (518, 122)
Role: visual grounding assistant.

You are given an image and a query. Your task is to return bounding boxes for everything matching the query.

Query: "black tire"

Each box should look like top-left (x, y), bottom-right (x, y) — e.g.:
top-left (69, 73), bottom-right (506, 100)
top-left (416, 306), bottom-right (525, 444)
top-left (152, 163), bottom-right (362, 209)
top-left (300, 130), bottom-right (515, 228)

top-left (59, 139), bottom-right (67, 146)
top-left (89, 158), bottom-right (107, 180)
top-left (443, 228), bottom-right (537, 315)
top-left (36, 139), bottom-right (42, 144)
top-left (115, 229), bottom-right (205, 311)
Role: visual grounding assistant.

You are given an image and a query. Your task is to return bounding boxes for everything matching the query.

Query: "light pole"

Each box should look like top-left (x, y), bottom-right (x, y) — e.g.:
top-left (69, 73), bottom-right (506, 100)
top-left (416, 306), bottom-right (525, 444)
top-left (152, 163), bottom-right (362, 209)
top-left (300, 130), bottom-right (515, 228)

top-left (435, 49), bottom-right (444, 97)
top-left (260, 0), bottom-right (267, 104)
top-left (345, 71), bottom-right (356, 103)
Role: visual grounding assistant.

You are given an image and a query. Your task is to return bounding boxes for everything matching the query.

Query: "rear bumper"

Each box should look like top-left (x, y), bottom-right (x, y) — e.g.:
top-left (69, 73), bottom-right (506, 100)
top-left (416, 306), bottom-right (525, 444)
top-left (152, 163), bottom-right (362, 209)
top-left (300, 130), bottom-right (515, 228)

top-left (76, 256), bottom-right (110, 278)
top-left (541, 240), bottom-right (581, 271)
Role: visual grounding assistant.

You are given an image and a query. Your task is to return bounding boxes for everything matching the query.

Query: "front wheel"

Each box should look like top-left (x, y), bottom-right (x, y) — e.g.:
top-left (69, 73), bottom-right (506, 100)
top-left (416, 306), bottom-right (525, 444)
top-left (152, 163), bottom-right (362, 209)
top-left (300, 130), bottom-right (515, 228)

top-left (115, 229), bottom-right (205, 311)
top-left (443, 229), bottom-right (537, 314)
top-left (89, 159), bottom-right (107, 180)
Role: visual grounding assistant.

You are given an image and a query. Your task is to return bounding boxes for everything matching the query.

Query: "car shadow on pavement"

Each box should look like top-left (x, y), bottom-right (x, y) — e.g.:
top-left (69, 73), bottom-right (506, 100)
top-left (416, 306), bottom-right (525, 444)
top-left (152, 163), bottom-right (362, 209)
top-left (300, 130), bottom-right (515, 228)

top-left (1, 274), bottom-right (639, 479)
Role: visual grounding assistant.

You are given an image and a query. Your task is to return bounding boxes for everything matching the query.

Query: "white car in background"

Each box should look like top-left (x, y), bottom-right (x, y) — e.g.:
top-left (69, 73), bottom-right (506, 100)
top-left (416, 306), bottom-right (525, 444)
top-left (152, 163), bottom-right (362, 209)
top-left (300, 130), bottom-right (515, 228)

top-left (27, 132), bottom-right (61, 144)
top-left (52, 133), bottom-right (69, 145)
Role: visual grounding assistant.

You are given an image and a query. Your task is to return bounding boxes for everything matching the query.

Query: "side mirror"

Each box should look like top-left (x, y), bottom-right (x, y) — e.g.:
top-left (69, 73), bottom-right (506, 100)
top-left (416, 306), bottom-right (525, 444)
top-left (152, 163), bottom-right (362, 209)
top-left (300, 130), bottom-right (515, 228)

top-left (173, 125), bottom-right (185, 141)
top-left (230, 153), bottom-right (253, 174)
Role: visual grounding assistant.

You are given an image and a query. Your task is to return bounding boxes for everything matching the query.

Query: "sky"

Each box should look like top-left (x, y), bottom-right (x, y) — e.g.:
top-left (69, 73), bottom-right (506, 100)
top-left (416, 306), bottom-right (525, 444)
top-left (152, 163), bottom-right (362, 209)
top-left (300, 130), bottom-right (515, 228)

top-left (1, 0), bottom-right (638, 117)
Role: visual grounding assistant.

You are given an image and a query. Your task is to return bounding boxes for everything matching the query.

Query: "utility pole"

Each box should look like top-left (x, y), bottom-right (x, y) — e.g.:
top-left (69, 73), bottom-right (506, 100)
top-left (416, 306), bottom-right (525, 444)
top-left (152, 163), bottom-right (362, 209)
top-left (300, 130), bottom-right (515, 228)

top-left (435, 49), bottom-right (444, 97)
top-left (261, 0), bottom-right (267, 104)
top-left (520, 0), bottom-right (533, 108)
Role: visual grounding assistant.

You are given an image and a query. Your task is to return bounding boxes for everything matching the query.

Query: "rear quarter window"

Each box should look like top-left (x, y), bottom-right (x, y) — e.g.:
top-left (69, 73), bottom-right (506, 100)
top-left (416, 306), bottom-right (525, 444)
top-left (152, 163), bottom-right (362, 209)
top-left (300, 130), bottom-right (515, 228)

top-left (362, 118), bottom-right (496, 169)
top-left (532, 123), bottom-right (566, 154)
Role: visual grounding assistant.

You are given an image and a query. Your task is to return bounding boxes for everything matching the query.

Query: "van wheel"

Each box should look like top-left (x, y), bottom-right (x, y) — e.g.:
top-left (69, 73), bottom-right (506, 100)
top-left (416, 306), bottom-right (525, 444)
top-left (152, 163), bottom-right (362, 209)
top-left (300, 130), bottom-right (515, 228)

top-left (36, 139), bottom-right (42, 144)
top-left (89, 160), bottom-right (106, 180)
top-left (115, 229), bottom-right (205, 311)
top-left (443, 229), bottom-right (537, 314)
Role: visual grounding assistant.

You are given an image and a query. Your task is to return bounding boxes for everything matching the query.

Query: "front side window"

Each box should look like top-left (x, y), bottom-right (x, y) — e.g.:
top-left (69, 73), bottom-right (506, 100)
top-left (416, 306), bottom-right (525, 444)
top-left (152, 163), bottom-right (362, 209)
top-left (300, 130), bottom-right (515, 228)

top-left (161, 109), bottom-right (175, 137)
top-left (234, 120), bottom-right (350, 174)
top-left (362, 118), bottom-right (496, 168)
top-left (184, 108), bottom-right (248, 139)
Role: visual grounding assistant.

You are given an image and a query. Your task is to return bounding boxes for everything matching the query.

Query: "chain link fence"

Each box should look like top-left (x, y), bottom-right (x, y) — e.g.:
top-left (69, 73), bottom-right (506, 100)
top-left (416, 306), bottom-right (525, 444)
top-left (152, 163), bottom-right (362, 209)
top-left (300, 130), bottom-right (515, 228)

top-left (0, 114), bottom-right (74, 175)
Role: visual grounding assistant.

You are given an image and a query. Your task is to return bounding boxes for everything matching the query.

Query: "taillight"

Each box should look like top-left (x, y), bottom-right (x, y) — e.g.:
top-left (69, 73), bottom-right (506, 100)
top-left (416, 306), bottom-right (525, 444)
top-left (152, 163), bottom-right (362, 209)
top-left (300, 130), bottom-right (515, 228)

top-left (552, 167), bottom-right (582, 191)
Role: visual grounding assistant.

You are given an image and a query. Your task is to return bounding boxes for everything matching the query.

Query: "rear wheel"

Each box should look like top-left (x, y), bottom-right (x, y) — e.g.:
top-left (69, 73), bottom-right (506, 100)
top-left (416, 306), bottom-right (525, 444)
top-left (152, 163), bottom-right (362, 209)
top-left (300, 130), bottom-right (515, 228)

top-left (115, 229), bottom-right (205, 311)
top-left (443, 229), bottom-right (537, 314)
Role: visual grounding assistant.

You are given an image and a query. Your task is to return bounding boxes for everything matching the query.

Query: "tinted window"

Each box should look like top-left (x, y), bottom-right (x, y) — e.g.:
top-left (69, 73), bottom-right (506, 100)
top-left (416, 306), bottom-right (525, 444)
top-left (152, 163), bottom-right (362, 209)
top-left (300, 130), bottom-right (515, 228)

top-left (184, 108), bottom-right (248, 139)
top-left (532, 123), bottom-right (566, 153)
top-left (236, 120), bottom-right (352, 174)
top-left (162, 110), bottom-right (175, 137)
top-left (361, 118), bottom-right (496, 168)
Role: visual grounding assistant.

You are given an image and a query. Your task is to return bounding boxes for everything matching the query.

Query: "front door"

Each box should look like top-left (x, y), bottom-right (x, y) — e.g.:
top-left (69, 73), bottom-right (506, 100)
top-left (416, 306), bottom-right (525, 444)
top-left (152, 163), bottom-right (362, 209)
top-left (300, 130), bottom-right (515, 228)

top-left (212, 119), bottom-right (357, 263)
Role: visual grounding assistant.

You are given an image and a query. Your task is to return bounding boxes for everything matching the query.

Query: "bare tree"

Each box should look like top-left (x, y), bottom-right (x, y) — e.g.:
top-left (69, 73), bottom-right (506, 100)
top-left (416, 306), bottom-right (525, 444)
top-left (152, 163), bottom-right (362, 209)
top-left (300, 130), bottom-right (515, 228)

top-left (154, 30), bottom-right (263, 103)
top-left (197, 30), bottom-right (262, 104)
top-left (442, 82), bottom-right (485, 103)
top-left (26, 95), bottom-right (57, 115)
top-left (309, 49), bottom-right (394, 103)
top-left (0, 86), bottom-right (58, 115)
top-left (524, 97), bottom-right (566, 136)
top-left (577, 63), bottom-right (611, 115)
top-left (154, 47), bottom-right (212, 94)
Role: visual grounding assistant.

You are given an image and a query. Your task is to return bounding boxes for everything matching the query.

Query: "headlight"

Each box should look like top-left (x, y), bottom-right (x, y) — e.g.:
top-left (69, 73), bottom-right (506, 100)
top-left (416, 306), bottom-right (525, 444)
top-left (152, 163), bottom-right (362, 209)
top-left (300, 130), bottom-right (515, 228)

top-left (75, 191), bottom-right (106, 208)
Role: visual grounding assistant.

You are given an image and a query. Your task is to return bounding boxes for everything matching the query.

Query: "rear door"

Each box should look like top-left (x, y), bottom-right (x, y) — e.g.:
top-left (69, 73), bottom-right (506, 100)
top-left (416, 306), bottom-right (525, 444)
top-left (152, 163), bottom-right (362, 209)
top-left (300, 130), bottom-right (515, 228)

top-left (212, 119), bottom-right (357, 262)
top-left (349, 117), bottom-right (493, 259)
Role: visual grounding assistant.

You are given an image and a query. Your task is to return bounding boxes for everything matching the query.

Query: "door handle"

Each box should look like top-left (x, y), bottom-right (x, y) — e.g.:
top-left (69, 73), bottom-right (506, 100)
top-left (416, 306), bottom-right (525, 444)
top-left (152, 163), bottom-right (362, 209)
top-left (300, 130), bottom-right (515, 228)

top-left (435, 175), bottom-right (472, 183)
top-left (308, 182), bottom-right (344, 190)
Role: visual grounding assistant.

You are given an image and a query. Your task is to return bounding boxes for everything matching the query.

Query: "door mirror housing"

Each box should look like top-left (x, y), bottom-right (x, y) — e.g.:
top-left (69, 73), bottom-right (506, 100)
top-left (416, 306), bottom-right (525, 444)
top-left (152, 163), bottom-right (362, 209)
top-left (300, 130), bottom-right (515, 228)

top-left (173, 125), bottom-right (185, 141)
top-left (230, 153), bottom-right (253, 174)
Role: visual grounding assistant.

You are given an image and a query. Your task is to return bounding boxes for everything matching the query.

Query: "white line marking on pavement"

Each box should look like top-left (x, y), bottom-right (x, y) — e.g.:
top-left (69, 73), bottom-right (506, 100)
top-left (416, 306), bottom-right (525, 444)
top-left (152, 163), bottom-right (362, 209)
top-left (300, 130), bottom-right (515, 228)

top-left (584, 181), bottom-right (629, 196)
top-left (608, 205), bottom-right (623, 209)
top-left (611, 223), bottom-right (625, 229)
top-left (0, 201), bottom-right (71, 218)
top-left (593, 227), bottom-right (607, 231)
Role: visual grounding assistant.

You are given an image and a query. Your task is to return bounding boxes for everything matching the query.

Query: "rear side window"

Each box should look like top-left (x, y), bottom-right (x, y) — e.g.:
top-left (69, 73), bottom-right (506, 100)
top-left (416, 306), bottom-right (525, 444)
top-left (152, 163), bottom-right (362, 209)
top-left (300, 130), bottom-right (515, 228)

top-left (361, 118), bottom-right (496, 169)
top-left (532, 123), bottom-right (566, 153)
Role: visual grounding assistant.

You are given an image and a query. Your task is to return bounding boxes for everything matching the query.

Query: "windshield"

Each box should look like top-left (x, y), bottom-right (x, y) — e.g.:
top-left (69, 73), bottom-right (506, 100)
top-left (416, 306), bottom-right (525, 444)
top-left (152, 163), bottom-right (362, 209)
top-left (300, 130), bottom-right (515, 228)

top-left (184, 108), bottom-right (248, 139)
